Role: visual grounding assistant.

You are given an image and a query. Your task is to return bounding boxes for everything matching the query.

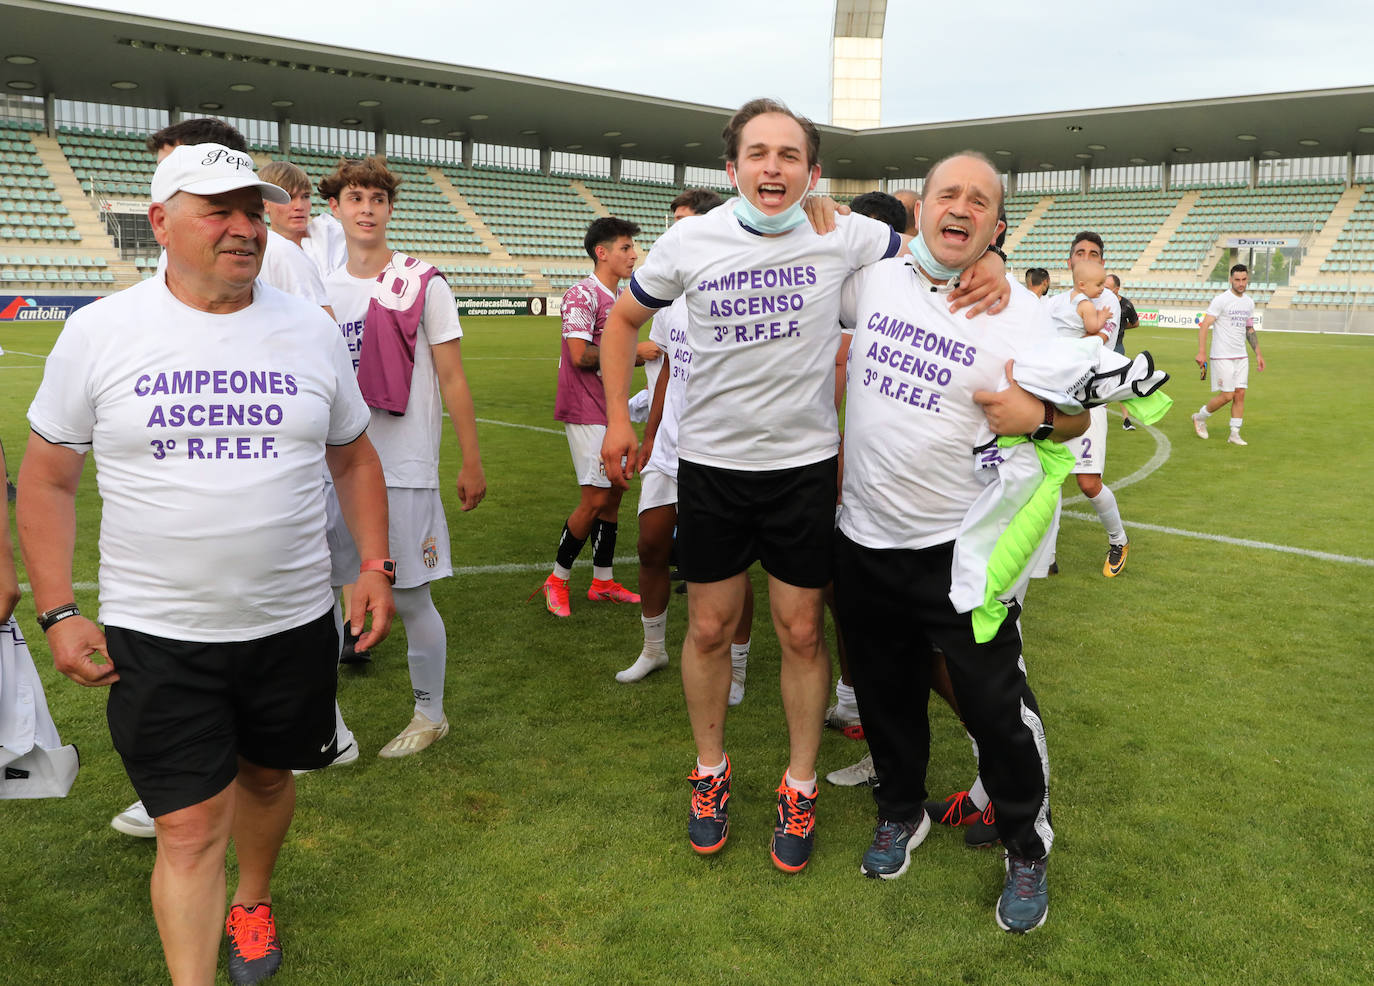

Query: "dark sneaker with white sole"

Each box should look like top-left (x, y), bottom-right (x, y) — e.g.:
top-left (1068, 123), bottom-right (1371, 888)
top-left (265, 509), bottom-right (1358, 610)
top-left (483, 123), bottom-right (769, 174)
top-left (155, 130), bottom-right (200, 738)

top-left (860, 813), bottom-right (930, 880)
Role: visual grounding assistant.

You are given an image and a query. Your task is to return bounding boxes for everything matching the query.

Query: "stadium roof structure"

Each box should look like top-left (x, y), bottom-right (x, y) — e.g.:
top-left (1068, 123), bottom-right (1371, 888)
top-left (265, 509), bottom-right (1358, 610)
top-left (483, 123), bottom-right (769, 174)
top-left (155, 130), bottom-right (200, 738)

top-left (5, 0), bottom-right (1374, 180)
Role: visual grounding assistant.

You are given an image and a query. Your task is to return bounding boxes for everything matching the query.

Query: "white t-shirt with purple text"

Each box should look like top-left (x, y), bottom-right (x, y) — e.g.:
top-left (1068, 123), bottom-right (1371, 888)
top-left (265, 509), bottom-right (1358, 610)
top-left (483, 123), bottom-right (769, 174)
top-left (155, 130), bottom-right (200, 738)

top-left (27, 277), bottom-right (369, 641)
top-left (839, 258), bottom-right (1059, 550)
top-left (630, 207), bottom-right (900, 471)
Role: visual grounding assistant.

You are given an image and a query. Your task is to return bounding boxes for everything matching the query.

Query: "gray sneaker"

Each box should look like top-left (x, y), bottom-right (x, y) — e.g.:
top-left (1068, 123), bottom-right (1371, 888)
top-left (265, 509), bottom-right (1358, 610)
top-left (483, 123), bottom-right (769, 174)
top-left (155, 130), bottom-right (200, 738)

top-left (825, 753), bottom-right (877, 787)
top-left (996, 853), bottom-right (1049, 933)
top-left (860, 813), bottom-right (930, 880)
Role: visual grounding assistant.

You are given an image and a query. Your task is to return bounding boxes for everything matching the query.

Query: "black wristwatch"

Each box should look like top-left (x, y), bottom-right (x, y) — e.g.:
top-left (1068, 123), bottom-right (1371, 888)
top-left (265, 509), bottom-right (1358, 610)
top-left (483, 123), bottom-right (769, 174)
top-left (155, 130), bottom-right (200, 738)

top-left (1029, 401), bottom-right (1055, 441)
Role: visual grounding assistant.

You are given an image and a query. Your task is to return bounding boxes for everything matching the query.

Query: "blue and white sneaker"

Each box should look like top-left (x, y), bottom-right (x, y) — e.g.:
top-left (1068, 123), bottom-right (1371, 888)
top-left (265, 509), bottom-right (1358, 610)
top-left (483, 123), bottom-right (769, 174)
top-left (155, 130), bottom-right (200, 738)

top-left (860, 812), bottom-right (931, 880)
top-left (996, 853), bottom-right (1049, 933)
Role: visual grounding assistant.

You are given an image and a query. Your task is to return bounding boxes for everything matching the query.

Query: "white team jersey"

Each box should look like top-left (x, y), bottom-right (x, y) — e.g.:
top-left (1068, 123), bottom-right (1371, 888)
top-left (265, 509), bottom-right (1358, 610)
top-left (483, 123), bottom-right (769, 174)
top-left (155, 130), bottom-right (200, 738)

top-left (259, 229), bottom-right (329, 306)
top-left (325, 263), bottom-right (463, 489)
top-left (302, 213), bottom-right (349, 278)
top-left (630, 207), bottom-right (900, 471)
top-left (1045, 287), bottom-right (1121, 351)
top-left (838, 260), bottom-right (1060, 550)
top-left (27, 277), bottom-right (369, 641)
top-left (645, 296), bottom-right (690, 480)
top-left (1205, 290), bottom-right (1256, 359)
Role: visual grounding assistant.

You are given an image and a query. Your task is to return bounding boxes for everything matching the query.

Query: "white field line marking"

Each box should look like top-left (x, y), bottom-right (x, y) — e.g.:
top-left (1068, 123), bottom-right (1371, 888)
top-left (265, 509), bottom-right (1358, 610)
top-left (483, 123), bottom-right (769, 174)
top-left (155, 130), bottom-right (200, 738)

top-left (2, 350), bottom-right (50, 359)
top-left (474, 417), bottom-right (564, 436)
top-left (0, 365), bottom-right (44, 370)
top-left (1061, 411), bottom-right (1172, 507)
top-left (1058, 513), bottom-right (1374, 567)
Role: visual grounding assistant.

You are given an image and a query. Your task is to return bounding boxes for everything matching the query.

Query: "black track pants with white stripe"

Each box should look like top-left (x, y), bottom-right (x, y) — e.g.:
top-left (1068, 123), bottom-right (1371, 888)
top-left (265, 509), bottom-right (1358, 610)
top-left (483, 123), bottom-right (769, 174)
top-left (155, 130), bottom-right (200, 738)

top-left (833, 532), bottom-right (1052, 860)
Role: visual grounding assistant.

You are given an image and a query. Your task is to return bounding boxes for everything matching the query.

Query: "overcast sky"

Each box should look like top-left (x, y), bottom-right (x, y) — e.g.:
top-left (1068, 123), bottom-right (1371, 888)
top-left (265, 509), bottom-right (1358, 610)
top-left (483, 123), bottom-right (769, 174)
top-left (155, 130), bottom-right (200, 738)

top-left (66, 0), bottom-right (1374, 126)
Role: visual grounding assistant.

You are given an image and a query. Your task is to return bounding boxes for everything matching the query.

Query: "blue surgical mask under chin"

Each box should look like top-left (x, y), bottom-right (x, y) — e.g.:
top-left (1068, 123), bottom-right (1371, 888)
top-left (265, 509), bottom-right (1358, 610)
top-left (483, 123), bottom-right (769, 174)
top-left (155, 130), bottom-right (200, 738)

top-left (732, 184), bottom-right (809, 235)
top-left (908, 229), bottom-right (966, 283)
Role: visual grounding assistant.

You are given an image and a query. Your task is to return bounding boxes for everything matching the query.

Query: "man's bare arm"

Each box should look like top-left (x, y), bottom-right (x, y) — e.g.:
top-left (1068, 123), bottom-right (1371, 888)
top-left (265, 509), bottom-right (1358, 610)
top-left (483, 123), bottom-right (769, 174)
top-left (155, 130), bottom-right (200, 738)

top-left (972, 361), bottom-right (1089, 440)
top-left (566, 337), bottom-right (600, 370)
top-left (1196, 315), bottom-right (1216, 368)
top-left (16, 433), bottom-right (116, 686)
top-left (432, 338), bottom-right (486, 512)
top-left (599, 293), bottom-right (655, 486)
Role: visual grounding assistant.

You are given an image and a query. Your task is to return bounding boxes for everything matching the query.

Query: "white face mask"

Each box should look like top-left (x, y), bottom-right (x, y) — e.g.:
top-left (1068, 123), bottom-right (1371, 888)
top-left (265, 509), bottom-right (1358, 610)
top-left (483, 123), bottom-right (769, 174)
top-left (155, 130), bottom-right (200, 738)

top-left (730, 166), bottom-right (811, 234)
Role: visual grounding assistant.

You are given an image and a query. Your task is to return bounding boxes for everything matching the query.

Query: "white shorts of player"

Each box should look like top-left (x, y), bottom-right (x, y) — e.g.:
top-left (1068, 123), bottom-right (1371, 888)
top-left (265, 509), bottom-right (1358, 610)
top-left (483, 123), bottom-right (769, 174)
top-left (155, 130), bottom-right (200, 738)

top-left (325, 484), bottom-right (452, 589)
top-left (637, 466), bottom-right (677, 514)
top-left (565, 423), bottom-right (611, 489)
top-left (1068, 405), bottom-right (1109, 476)
top-left (1210, 356), bottom-right (1250, 394)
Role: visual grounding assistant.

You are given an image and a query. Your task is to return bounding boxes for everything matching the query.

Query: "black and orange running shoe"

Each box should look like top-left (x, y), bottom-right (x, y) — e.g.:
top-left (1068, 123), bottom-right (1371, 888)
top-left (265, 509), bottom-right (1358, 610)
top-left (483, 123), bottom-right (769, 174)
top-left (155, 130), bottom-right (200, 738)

top-left (965, 802), bottom-right (1001, 849)
top-left (225, 903), bottom-right (282, 985)
top-left (687, 756), bottom-right (731, 854)
top-left (770, 776), bottom-right (818, 873)
top-left (922, 790), bottom-right (983, 827)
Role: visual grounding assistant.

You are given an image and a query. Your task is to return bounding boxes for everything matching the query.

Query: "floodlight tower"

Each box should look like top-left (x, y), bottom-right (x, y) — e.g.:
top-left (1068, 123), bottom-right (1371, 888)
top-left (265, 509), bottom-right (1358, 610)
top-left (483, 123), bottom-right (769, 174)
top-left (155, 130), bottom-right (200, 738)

top-left (830, 0), bottom-right (885, 194)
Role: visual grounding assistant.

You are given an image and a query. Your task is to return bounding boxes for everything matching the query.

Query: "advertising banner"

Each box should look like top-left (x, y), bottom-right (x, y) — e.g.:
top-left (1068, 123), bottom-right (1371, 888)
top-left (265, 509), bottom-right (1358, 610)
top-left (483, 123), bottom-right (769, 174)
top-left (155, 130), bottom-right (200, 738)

top-left (0, 295), bottom-right (102, 321)
top-left (454, 296), bottom-right (548, 317)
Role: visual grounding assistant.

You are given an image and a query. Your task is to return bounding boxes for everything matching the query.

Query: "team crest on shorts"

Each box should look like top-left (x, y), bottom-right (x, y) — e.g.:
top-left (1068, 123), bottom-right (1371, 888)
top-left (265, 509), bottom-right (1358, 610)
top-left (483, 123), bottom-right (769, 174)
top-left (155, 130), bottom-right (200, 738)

top-left (422, 537), bottom-right (439, 568)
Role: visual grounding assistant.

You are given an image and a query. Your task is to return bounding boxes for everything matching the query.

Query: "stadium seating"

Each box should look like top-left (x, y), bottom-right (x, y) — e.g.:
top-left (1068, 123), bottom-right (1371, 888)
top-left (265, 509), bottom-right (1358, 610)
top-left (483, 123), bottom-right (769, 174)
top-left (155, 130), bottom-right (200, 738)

top-left (0, 125), bottom-right (80, 242)
top-left (1320, 187), bottom-right (1374, 274)
top-left (1009, 188), bottom-right (1180, 272)
top-left (1152, 182), bottom-right (1344, 271)
top-left (5, 119), bottom-right (1373, 309)
top-left (445, 165), bottom-right (599, 258)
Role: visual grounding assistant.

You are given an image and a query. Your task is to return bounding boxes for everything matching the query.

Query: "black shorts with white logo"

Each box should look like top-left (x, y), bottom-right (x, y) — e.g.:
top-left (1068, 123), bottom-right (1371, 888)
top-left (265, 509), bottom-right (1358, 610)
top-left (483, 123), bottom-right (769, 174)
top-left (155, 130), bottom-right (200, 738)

top-left (105, 608), bottom-right (339, 818)
top-left (676, 456), bottom-right (837, 588)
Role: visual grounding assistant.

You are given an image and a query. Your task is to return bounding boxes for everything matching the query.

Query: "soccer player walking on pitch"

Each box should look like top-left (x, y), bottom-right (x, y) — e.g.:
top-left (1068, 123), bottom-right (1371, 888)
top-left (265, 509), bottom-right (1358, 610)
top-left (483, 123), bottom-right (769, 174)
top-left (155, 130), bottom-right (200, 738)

top-left (1193, 263), bottom-right (1264, 446)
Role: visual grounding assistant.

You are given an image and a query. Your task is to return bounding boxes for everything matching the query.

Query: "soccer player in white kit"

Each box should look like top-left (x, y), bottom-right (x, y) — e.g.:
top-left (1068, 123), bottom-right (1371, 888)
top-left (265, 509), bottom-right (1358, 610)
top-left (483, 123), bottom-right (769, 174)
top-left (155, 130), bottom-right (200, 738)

top-left (1049, 232), bottom-right (1131, 577)
top-left (1193, 264), bottom-right (1265, 446)
top-left (321, 156), bottom-right (487, 759)
top-left (834, 151), bottom-right (1087, 932)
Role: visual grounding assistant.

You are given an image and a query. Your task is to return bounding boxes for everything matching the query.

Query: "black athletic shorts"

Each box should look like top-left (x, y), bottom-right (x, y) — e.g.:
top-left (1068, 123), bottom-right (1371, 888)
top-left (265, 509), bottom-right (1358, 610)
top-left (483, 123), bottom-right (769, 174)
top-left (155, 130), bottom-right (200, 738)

top-left (105, 608), bottom-right (339, 818)
top-left (676, 456), bottom-right (838, 588)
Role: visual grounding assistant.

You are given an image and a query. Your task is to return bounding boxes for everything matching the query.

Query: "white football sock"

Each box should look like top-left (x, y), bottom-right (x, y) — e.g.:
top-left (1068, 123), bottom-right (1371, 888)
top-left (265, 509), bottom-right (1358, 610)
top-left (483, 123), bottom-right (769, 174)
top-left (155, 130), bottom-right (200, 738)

top-left (786, 770), bottom-right (817, 797)
top-left (1230, 417), bottom-right (1243, 432)
top-left (395, 584), bottom-right (447, 721)
top-left (697, 755), bottom-right (727, 778)
top-left (1088, 484), bottom-right (1128, 546)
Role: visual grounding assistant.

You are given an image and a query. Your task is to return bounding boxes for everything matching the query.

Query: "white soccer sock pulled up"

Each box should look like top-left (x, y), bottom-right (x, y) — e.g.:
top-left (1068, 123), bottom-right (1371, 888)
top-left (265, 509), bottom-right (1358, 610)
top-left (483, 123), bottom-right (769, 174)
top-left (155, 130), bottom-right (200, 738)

top-left (395, 584), bottom-right (447, 721)
top-left (1196, 405), bottom-right (1213, 420)
top-left (832, 679), bottom-right (859, 720)
top-left (1230, 417), bottom-right (1243, 432)
top-left (1088, 484), bottom-right (1128, 546)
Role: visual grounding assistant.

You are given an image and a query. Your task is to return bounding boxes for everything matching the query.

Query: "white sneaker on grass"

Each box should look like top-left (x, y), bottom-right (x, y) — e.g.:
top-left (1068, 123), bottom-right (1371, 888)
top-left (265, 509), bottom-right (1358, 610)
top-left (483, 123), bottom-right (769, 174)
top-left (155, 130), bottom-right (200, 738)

top-left (1191, 413), bottom-right (1209, 439)
top-left (378, 711), bottom-right (449, 759)
top-left (293, 732), bottom-right (360, 775)
top-left (616, 650), bottom-right (668, 683)
top-left (110, 800), bottom-right (156, 838)
top-left (825, 753), bottom-right (877, 787)
top-left (1228, 432), bottom-right (1248, 446)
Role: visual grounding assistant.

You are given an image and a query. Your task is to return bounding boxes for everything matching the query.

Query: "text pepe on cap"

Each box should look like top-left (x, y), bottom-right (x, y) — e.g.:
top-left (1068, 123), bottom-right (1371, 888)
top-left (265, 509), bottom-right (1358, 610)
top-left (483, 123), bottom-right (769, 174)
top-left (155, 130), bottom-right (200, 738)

top-left (151, 143), bottom-right (290, 205)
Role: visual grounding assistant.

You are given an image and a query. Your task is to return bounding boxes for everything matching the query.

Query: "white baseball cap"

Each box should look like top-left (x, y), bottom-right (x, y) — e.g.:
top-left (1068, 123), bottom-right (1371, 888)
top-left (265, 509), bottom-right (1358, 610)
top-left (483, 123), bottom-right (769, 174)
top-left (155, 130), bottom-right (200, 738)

top-left (151, 143), bottom-right (290, 205)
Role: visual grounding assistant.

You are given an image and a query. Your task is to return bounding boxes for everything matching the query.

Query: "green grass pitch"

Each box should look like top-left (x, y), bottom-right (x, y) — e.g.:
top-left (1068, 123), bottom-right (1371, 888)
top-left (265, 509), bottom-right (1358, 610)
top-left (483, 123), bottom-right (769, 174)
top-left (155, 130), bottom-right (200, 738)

top-left (1, 316), bottom-right (1371, 984)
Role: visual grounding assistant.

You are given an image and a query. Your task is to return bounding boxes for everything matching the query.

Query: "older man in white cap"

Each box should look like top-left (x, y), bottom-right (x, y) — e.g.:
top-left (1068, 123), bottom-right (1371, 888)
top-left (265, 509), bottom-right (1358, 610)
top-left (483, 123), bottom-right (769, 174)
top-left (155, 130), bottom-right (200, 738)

top-left (18, 143), bottom-right (394, 986)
